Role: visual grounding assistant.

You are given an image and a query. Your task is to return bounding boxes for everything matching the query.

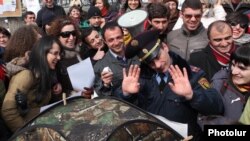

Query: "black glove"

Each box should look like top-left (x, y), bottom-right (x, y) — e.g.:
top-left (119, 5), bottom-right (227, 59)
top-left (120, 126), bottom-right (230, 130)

top-left (15, 89), bottom-right (28, 116)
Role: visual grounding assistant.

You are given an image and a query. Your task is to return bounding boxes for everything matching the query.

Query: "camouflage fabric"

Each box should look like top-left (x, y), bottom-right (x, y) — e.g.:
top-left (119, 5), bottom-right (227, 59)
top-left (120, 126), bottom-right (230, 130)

top-left (9, 126), bottom-right (67, 141)
top-left (108, 120), bottom-right (181, 141)
top-left (11, 97), bottom-right (183, 141)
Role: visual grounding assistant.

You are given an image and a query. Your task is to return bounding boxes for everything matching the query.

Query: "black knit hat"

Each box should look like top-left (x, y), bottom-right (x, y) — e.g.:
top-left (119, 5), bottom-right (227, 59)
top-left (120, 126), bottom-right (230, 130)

top-left (87, 6), bottom-right (101, 19)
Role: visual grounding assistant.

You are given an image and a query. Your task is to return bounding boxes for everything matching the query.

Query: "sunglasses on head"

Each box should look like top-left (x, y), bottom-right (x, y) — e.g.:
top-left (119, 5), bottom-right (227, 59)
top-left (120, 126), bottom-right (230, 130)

top-left (229, 22), bottom-right (248, 29)
top-left (183, 14), bottom-right (202, 19)
top-left (59, 31), bottom-right (77, 38)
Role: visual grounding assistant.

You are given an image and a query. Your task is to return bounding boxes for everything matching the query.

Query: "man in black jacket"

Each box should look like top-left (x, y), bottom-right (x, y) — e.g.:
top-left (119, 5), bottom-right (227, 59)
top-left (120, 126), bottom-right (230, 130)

top-left (36, 0), bottom-right (66, 28)
top-left (189, 20), bottom-right (235, 81)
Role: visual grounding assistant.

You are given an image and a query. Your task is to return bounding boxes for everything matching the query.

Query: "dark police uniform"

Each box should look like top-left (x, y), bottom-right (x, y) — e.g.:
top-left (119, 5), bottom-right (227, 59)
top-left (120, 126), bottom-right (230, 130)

top-left (116, 30), bottom-right (224, 141)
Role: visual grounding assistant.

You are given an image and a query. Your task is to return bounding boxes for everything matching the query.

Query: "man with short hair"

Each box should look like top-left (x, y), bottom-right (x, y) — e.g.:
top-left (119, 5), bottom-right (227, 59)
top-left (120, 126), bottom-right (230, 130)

top-left (36, 0), bottom-right (66, 28)
top-left (189, 20), bottom-right (236, 81)
top-left (146, 3), bottom-right (170, 42)
top-left (93, 21), bottom-right (139, 96)
top-left (167, 0), bottom-right (208, 60)
top-left (23, 11), bottom-right (36, 25)
top-left (81, 27), bottom-right (108, 65)
top-left (121, 29), bottom-right (224, 140)
top-left (80, 6), bottom-right (104, 33)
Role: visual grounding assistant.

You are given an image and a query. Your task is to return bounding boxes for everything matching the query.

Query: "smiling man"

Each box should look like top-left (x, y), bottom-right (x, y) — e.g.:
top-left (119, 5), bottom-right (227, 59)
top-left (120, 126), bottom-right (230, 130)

top-left (81, 27), bottom-right (108, 65)
top-left (23, 11), bottom-right (36, 25)
top-left (189, 20), bottom-right (236, 81)
top-left (167, 0), bottom-right (208, 61)
top-left (93, 21), bottom-right (140, 97)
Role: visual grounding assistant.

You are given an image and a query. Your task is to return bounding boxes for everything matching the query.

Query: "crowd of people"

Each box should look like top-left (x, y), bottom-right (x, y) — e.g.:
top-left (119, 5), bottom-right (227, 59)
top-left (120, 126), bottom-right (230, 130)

top-left (1, 0), bottom-right (250, 140)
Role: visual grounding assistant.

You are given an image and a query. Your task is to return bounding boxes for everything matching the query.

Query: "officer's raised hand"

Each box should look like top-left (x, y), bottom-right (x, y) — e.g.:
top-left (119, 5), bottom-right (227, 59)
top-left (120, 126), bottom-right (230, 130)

top-left (122, 65), bottom-right (140, 95)
top-left (168, 65), bottom-right (193, 100)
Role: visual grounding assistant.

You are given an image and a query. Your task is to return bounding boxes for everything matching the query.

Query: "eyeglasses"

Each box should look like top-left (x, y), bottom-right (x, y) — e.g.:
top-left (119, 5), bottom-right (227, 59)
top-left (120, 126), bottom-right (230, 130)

top-left (183, 14), bottom-right (202, 19)
top-left (48, 51), bottom-right (63, 57)
top-left (59, 31), bottom-right (77, 38)
top-left (229, 22), bottom-right (248, 29)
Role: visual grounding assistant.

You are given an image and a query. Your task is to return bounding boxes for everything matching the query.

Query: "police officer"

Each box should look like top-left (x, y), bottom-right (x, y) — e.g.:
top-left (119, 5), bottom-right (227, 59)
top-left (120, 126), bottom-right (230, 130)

top-left (119, 30), bottom-right (224, 141)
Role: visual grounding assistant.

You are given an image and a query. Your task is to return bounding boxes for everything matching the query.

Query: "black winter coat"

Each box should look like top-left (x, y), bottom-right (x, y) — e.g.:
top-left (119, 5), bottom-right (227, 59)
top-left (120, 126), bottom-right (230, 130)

top-left (189, 45), bottom-right (223, 82)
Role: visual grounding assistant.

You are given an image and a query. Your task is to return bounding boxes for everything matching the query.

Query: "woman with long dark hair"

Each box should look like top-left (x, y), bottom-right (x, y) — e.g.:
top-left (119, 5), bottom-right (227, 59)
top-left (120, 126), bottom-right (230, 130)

top-left (1, 36), bottom-right (62, 132)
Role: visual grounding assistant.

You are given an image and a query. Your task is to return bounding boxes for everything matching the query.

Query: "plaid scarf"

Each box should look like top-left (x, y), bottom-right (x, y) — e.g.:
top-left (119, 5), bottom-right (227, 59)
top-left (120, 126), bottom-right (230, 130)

top-left (210, 44), bottom-right (236, 66)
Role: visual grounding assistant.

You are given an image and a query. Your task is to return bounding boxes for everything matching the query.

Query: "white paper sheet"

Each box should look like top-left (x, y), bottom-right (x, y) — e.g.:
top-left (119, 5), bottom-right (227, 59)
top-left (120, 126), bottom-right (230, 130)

top-left (40, 90), bottom-right (99, 113)
top-left (40, 100), bottom-right (61, 112)
top-left (151, 113), bottom-right (188, 138)
top-left (67, 57), bottom-right (95, 91)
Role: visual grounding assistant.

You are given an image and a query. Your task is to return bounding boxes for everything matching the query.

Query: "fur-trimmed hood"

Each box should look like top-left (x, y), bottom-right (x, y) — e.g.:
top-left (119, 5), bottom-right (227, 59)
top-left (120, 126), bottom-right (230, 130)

top-left (6, 57), bottom-right (29, 78)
